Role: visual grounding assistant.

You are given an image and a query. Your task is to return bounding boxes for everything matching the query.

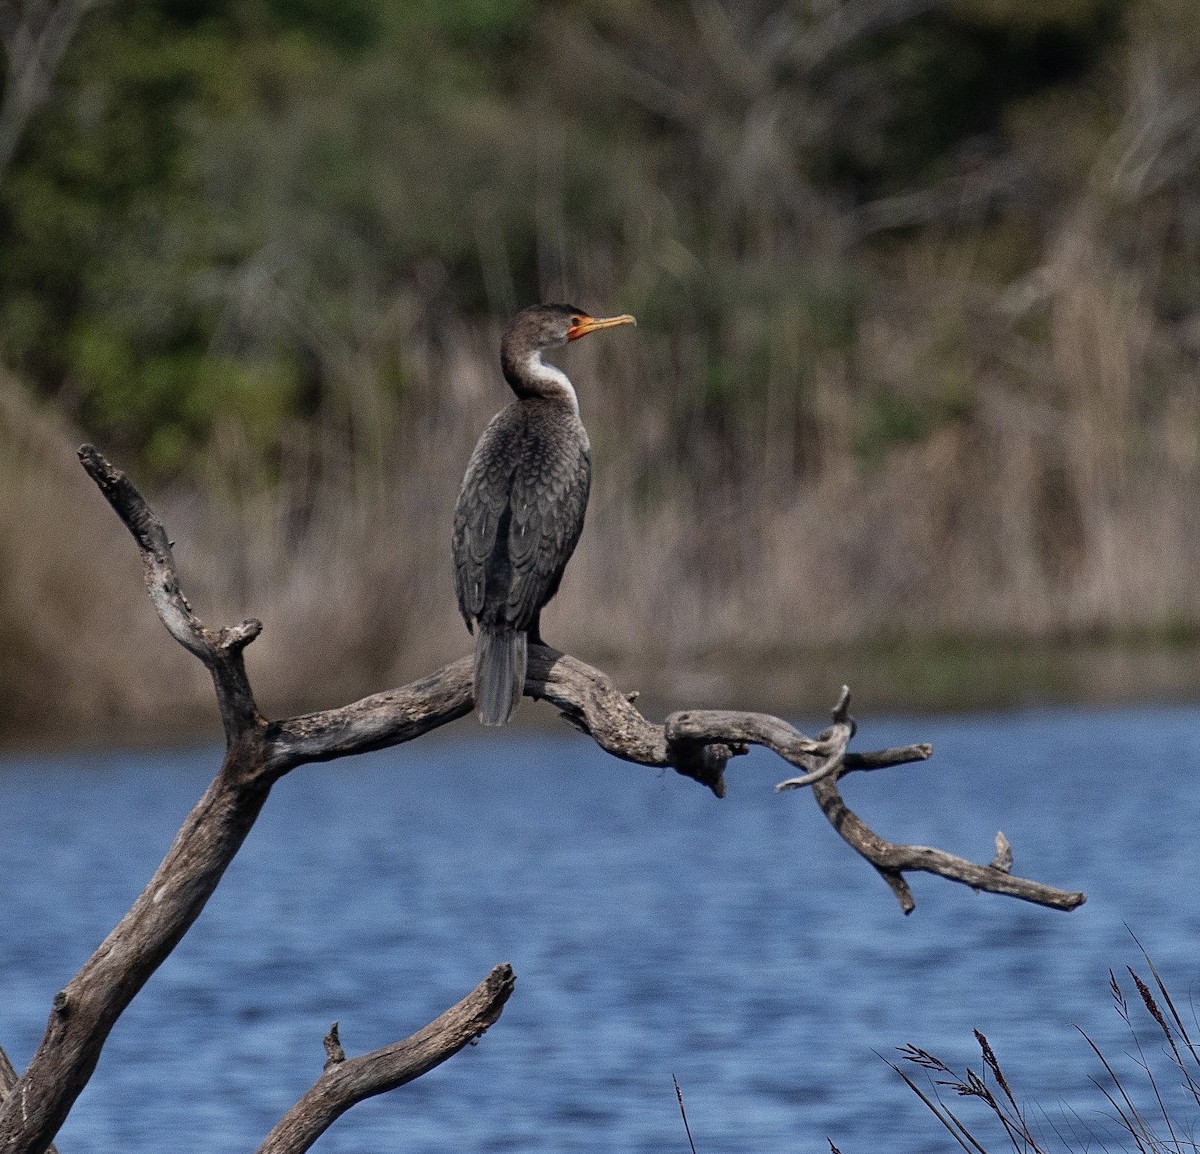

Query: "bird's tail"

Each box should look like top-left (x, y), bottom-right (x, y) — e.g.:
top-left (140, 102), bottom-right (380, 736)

top-left (474, 627), bottom-right (527, 726)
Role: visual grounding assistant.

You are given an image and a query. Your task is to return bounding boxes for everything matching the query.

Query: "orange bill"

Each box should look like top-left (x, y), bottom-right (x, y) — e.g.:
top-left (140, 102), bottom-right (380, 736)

top-left (566, 313), bottom-right (637, 341)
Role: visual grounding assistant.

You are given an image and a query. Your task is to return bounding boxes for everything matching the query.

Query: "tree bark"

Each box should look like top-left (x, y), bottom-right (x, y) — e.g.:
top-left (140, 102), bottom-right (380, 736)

top-left (0, 1053), bottom-right (54, 1154)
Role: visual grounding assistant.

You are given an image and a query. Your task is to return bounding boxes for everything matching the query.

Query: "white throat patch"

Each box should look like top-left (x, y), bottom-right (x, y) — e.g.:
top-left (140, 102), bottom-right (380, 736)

top-left (524, 350), bottom-right (579, 414)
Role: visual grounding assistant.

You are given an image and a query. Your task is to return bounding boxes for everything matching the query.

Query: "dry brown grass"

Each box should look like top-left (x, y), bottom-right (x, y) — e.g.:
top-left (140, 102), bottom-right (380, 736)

top-left (0, 375), bottom-right (209, 742)
top-left (7, 212), bottom-right (1200, 739)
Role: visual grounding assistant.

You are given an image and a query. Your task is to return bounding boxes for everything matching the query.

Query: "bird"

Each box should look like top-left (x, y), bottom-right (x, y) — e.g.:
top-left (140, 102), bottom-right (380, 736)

top-left (452, 303), bottom-right (636, 725)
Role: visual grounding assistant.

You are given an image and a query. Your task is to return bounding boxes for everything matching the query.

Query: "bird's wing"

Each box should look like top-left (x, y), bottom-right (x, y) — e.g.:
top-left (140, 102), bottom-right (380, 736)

top-left (452, 409), bottom-right (523, 626)
top-left (505, 431), bottom-right (591, 630)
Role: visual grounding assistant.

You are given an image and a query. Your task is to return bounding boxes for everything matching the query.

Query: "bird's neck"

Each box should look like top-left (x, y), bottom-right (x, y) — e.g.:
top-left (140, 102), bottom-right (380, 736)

top-left (502, 349), bottom-right (580, 415)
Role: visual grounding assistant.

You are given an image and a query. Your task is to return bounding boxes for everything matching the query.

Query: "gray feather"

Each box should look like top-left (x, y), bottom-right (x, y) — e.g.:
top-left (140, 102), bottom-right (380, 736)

top-left (452, 397), bottom-right (590, 637)
top-left (475, 627), bottom-right (527, 726)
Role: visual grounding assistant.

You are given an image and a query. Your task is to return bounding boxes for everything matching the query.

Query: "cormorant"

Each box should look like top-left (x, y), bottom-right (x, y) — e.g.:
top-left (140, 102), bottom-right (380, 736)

top-left (452, 303), bottom-right (636, 725)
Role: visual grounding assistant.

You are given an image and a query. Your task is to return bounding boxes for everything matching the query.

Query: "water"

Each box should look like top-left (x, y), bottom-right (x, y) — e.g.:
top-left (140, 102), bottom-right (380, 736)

top-left (2, 705), bottom-right (1199, 1152)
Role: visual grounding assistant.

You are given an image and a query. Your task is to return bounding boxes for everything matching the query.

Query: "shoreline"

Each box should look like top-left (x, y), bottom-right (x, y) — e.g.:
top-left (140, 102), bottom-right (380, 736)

top-left (4, 637), bottom-right (1198, 756)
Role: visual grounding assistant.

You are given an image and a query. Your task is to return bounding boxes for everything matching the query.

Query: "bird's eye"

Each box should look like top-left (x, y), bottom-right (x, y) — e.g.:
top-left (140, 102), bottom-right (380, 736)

top-left (571, 316), bottom-right (582, 326)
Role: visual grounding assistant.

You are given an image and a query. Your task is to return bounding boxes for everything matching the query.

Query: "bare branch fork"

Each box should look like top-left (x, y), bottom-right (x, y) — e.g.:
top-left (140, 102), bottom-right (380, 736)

top-left (0, 446), bottom-right (1085, 1154)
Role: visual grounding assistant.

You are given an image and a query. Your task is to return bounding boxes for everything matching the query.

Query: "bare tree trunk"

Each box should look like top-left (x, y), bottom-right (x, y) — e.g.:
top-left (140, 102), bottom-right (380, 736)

top-left (0, 446), bottom-right (1085, 1154)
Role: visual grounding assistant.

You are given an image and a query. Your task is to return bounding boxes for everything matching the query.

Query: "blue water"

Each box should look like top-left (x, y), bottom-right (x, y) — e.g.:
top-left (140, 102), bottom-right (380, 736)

top-left (2, 705), bottom-right (1200, 1152)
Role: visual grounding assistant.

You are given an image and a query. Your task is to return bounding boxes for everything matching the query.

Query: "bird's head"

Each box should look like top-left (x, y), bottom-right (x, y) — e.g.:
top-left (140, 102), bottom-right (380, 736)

top-left (500, 303), bottom-right (636, 399)
top-left (503, 303), bottom-right (636, 353)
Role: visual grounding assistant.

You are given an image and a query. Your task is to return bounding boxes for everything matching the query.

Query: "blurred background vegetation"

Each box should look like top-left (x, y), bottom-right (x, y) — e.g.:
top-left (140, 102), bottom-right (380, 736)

top-left (4, 0), bottom-right (1200, 739)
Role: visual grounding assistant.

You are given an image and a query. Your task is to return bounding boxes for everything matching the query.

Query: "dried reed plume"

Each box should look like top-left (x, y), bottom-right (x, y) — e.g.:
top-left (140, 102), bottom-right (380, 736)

top-left (890, 941), bottom-right (1200, 1152)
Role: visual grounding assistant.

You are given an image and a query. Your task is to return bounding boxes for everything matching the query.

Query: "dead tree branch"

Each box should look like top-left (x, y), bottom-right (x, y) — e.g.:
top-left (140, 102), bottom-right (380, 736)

top-left (0, 1054), bottom-right (54, 1154)
top-left (257, 965), bottom-right (516, 1154)
top-left (0, 445), bottom-right (1084, 1154)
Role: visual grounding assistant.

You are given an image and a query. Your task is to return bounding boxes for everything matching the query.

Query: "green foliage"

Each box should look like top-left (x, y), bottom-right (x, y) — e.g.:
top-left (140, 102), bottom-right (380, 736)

top-left (0, 0), bottom-right (1175, 481)
top-left (70, 321), bottom-right (296, 474)
top-left (854, 393), bottom-right (933, 464)
top-left (812, 0), bottom-right (1124, 194)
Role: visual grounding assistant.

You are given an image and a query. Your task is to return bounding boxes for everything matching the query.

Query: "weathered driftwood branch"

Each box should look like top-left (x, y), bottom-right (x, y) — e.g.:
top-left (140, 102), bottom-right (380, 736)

top-left (0, 1054), bottom-right (54, 1154)
top-left (80, 443), bottom-right (263, 741)
top-left (256, 964), bottom-right (515, 1154)
top-left (0, 445), bottom-right (1085, 1154)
